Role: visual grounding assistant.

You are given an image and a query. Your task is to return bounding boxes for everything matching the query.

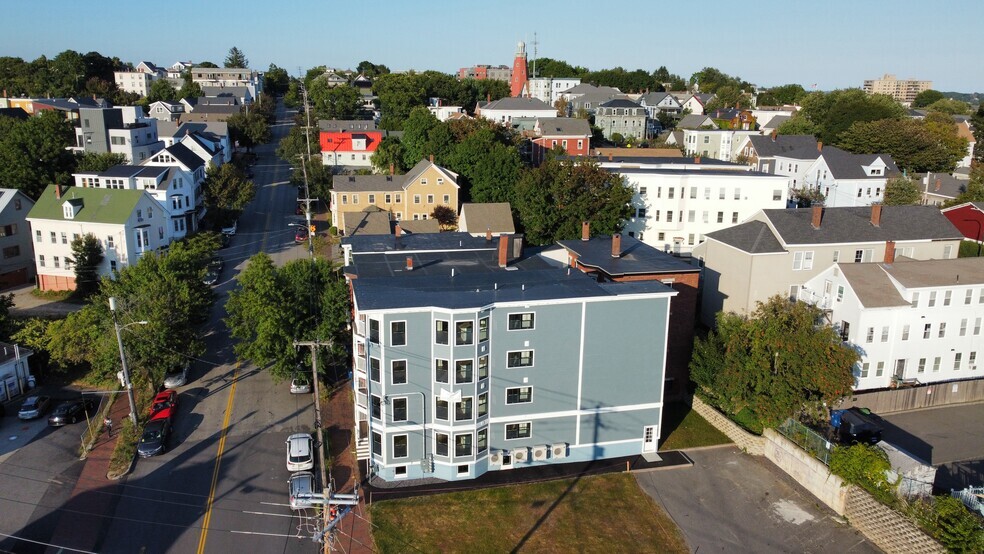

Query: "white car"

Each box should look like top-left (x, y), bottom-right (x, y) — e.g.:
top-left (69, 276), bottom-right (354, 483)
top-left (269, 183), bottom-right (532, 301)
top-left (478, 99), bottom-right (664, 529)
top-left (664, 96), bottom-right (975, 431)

top-left (288, 471), bottom-right (316, 510)
top-left (290, 376), bottom-right (311, 394)
top-left (286, 433), bottom-right (314, 471)
top-left (163, 363), bottom-right (190, 389)
top-left (221, 219), bottom-right (238, 235)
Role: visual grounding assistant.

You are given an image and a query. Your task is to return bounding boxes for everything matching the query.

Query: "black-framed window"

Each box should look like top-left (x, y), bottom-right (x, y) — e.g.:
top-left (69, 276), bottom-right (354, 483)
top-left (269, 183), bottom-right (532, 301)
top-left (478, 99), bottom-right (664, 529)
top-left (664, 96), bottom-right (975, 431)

top-left (455, 397), bottom-right (473, 420)
top-left (456, 360), bottom-right (473, 383)
top-left (508, 313), bottom-right (534, 330)
top-left (435, 359), bottom-right (448, 383)
top-left (507, 350), bottom-right (533, 368)
top-left (392, 435), bottom-right (408, 458)
top-left (391, 321), bottom-right (406, 346)
top-left (371, 432), bottom-right (382, 455)
top-left (370, 357), bottom-right (380, 382)
top-left (478, 317), bottom-right (489, 342)
top-left (436, 399), bottom-right (449, 420)
top-left (369, 319), bottom-right (379, 343)
top-left (370, 395), bottom-right (381, 419)
top-left (392, 360), bottom-right (407, 384)
top-left (392, 397), bottom-right (407, 422)
top-left (435, 320), bottom-right (449, 344)
top-left (436, 433), bottom-right (449, 456)
top-left (455, 433), bottom-right (472, 457)
top-left (506, 387), bottom-right (532, 404)
top-left (505, 422), bottom-right (531, 439)
top-left (456, 321), bottom-right (473, 345)
top-left (477, 428), bottom-right (488, 452)
top-left (478, 355), bottom-right (489, 380)
top-left (478, 392), bottom-right (488, 417)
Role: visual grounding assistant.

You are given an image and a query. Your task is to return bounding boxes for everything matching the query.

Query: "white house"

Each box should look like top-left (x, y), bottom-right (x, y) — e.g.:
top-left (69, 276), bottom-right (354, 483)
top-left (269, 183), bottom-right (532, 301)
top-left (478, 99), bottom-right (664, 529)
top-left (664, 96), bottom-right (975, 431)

top-left (477, 97), bottom-right (556, 124)
top-left (525, 77), bottom-right (581, 106)
top-left (682, 129), bottom-right (759, 162)
top-left (148, 101), bottom-right (186, 122)
top-left (637, 92), bottom-right (683, 117)
top-left (607, 163), bottom-right (790, 255)
top-left (682, 93), bottom-right (715, 115)
top-left (114, 71), bottom-right (154, 97)
top-left (801, 257), bottom-right (984, 391)
top-left (26, 185), bottom-right (166, 291)
top-left (0, 341), bottom-right (33, 403)
top-left (157, 121), bottom-right (231, 164)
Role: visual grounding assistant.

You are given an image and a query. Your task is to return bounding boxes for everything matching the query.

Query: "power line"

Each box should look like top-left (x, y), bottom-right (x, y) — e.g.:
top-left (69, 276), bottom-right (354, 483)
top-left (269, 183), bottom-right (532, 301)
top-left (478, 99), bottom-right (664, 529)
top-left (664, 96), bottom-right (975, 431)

top-left (0, 530), bottom-right (96, 554)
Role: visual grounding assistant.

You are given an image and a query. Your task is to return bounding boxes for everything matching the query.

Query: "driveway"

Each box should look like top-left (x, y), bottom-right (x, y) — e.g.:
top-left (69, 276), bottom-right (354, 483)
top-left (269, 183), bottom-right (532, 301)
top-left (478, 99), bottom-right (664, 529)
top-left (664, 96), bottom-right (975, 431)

top-left (635, 447), bottom-right (876, 553)
top-left (879, 402), bottom-right (984, 492)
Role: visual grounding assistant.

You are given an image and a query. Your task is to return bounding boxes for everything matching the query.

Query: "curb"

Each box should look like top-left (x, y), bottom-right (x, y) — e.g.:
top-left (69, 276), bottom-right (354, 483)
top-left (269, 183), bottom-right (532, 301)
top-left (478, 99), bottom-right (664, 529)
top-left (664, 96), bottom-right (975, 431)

top-left (107, 452), bottom-right (135, 481)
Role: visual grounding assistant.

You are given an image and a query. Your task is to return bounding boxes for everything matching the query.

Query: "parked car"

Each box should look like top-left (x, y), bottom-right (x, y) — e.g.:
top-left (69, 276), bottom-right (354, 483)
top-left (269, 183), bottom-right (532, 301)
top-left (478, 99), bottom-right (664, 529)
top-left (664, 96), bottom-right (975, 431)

top-left (831, 407), bottom-right (884, 445)
top-left (294, 227), bottom-right (309, 243)
top-left (288, 471), bottom-right (317, 510)
top-left (286, 433), bottom-right (315, 471)
top-left (290, 376), bottom-right (311, 394)
top-left (203, 257), bottom-right (224, 286)
top-left (221, 219), bottom-right (238, 236)
top-left (48, 397), bottom-right (99, 426)
top-left (163, 363), bottom-right (190, 389)
top-left (18, 395), bottom-right (52, 420)
top-left (137, 418), bottom-right (171, 458)
top-left (149, 390), bottom-right (178, 422)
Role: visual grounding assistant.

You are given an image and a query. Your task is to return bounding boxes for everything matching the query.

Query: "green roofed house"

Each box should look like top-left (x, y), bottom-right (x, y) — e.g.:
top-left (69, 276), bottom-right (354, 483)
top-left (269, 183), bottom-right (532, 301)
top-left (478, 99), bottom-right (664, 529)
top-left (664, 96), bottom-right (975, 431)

top-left (26, 185), bottom-right (167, 291)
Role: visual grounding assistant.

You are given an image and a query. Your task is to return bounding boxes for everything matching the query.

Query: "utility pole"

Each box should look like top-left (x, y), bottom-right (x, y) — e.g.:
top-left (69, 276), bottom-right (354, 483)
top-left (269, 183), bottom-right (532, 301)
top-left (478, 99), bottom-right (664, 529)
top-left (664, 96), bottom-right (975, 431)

top-left (298, 85), bottom-right (317, 258)
top-left (108, 297), bottom-right (146, 427)
top-left (294, 340), bottom-right (329, 489)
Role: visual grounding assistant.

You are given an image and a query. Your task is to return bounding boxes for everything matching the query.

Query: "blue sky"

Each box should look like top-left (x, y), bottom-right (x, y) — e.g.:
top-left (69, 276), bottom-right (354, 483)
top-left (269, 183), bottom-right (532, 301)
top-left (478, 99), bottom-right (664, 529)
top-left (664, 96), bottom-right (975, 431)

top-left (1, 0), bottom-right (981, 92)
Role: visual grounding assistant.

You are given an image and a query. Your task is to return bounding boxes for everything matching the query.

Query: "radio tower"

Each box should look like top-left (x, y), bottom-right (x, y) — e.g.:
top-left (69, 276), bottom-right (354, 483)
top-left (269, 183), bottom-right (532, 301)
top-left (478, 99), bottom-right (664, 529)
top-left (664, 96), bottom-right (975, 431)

top-left (531, 32), bottom-right (538, 78)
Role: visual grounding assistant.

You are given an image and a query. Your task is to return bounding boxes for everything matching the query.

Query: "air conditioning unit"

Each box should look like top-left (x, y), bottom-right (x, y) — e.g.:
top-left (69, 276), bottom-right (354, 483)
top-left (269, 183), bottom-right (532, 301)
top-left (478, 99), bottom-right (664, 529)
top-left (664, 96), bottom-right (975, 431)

top-left (532, 445), bottom-right (548, 461)
top-left (489, 451), bottom-right (502, 468)
top-left (552, 443), bottom-right (568, 459)
top-left (512, 447), bottom-right (529, 463)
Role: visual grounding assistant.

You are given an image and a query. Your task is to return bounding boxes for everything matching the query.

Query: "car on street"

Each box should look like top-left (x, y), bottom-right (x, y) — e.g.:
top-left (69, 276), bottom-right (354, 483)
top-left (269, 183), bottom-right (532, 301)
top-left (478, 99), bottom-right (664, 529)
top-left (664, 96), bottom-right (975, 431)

top-left (48, 397), bottom-right (99, 426)
top-left (221, 219), bottom-right (238, 236)
top-left (203, 257), bottom-right (224, 286)
top-left (137, 418), bottom-right (171, 458)
top-left (163, 363), bottom-right (190, 389)
top-left (290, 376), bottom-right (311, 394)
top-left (286, 433), bottom-right (315, 471)
top-left (18, 395), bottom-right (52, 420)
top-left (294, 226), bottom-right (309, 243)
top-left (149, 390), bottom-right (178, 422)
top-left (288, 471), bottom-right (317, 510)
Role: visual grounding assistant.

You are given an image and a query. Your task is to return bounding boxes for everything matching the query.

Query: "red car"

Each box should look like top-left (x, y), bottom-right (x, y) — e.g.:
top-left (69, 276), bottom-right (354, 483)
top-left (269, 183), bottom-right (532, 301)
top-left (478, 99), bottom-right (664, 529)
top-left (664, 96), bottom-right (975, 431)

top-left (149, 390), bottom-right (178, 422)
top-left (294, 227), bottom-right (309, 243)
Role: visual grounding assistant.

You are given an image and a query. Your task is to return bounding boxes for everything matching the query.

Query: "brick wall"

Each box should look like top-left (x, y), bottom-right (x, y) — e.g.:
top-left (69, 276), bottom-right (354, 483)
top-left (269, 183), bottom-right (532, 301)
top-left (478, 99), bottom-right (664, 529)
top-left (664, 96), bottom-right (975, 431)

top-left (690, 396), bottom-right (764, 455)
top-left (845, 487), bottom-right (944, 554)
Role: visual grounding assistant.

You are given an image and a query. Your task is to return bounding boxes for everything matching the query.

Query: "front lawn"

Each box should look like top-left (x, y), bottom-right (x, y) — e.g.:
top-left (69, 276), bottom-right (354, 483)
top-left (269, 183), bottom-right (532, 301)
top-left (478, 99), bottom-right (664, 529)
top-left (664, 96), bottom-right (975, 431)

top-left (659, 402), bottom-right (730, 451)
top-left (370, 473), bottom-right (688, 553)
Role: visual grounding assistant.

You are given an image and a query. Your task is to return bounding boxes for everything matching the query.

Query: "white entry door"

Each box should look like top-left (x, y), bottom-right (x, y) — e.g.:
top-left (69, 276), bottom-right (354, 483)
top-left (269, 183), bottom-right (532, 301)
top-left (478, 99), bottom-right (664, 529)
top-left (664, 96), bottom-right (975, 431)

top-left (642, 425), bottom-right (658, 453)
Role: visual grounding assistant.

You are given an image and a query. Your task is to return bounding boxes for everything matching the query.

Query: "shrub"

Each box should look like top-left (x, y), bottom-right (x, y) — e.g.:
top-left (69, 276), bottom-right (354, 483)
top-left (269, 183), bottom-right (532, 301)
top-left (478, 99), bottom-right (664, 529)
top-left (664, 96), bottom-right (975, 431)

top-left (829, 443), bottom-right (898, 505)
top-left (928, 496), bottom-right (984, 553)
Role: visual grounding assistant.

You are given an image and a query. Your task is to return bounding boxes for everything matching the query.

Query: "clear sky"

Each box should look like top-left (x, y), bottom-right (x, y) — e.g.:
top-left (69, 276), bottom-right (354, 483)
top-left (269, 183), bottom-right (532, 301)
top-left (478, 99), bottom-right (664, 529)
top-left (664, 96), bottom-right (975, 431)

top-left (1, 0), bottom-right (981, 92)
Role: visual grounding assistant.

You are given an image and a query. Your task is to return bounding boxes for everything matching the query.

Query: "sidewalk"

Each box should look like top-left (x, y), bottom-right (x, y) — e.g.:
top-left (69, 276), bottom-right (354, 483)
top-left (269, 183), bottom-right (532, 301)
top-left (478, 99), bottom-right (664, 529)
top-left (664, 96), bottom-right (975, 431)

top-left (6, 284), bottom-right (83, 318)
top-left (45, 394), bottom-right (131, 554)
top-left (325, 381), bottom-right (375, 553)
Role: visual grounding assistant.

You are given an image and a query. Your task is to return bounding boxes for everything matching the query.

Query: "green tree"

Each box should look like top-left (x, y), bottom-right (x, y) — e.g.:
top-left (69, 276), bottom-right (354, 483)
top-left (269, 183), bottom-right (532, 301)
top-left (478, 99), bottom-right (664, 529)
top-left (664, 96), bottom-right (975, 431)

top-left (0, 110), bottom-right (76, 199)
top-left (924, 98), bottom-right (970, 115)
top-left (0, 293), bottom-right (15, 343)
top-left (202, 162), bottom-right (256, 218)
top-left (689, 67), bottom-right (752, 94)
top-left (757, 84), bottom-right (807, 106)
top-left (431, 205), bottom-right (457, 229)
top-left (971, 105), bottom-right (984, 164)
top-left (776, 115), bottom-right (818, 136)
top-left (177, 73), bottom-right (202, 100)
top-left (197, 61), bottom-right (218, 69)
top-left (943, 166), bottom-right (984, 207)
top-left (911, 89), bottom-right (944, 108)
top-left (69, 233), bottom-right (104, 298)
top-left (373, 72), bottom-right (428, 130)
top-left (74, 152), bottom-right (128, 173)
top-left (227, 111), bottom-right (271, 152)
top-left (921, 496), bottom-right (984, 552)
top-left (882, 175), bottom-right (921, 205)
top-left (225, 254), bottom-right (350, 380)
top-left (690, 295), bottom-right (857, 427)
top-left (829, 444), bottom-right (898, 504)
top-left (837, 117), bottom-right (966, 173)
top-left (284, 80), bottom-right (302, 108)
top-left (513, 157), bottom-right (633, 246)
top-left (308, 78), bottom-right (364, 120)
top-left (224, 46), bottom-right (248, 68)
top-left (399, 107), bottom-right (453, 168)
top-left (370, 136), bottom-right (405, 174)
top-left (465, 142), bottom-right (522, 204)
top-left (146, 79), bottom-right (178, 103)
top-left (356, 61), bottom-right (390, 79)
top-left (276, 120), bottom-right (317, 162)
top-left (264, 64), bottom-right (290, 95)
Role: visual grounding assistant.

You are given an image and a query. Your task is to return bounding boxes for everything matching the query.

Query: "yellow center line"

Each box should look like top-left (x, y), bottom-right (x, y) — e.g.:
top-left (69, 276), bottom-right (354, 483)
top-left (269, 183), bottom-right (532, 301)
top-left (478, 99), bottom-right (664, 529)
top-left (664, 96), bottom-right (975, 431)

top-left (197, 362), bottom-right (240, 554)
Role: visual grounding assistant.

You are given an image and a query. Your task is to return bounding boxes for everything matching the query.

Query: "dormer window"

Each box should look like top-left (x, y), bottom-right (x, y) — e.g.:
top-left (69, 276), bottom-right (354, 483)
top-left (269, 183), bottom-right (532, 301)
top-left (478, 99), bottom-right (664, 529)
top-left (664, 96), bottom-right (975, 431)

top-left (62, 199), bottom-right (83, 219)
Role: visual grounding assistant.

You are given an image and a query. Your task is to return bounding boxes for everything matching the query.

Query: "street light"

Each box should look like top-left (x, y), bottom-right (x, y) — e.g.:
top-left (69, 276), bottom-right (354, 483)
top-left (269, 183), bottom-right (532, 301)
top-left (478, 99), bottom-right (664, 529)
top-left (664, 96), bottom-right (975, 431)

top-left (108, 297), bottom-right (148, 426)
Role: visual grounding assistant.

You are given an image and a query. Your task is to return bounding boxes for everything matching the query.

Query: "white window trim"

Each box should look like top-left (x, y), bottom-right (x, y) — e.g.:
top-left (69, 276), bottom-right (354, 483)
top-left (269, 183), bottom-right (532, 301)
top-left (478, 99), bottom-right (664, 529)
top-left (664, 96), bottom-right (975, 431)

top-left (506, 349), bottom-right (535, 369)
top-left (392, 434), bottom-right (409, 459)
top-left (504, 422), bottom-right (532, 440)
top-left (391, 396), bottom-right (408, 422)
top-left (391, 359), bottom-right (408, 385)
top-left (505, 386), bottom-right (533, 405)
top-left (390, 319), bottom-right (407, 347)
top-left (508, 312), bottom-right (536, 331)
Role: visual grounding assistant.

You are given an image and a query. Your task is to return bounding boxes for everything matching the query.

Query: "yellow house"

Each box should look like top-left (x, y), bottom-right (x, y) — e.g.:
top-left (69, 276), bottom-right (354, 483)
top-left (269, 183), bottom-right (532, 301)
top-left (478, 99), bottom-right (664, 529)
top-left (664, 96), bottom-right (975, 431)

top-left (330, 158), bottom-right (460, 235)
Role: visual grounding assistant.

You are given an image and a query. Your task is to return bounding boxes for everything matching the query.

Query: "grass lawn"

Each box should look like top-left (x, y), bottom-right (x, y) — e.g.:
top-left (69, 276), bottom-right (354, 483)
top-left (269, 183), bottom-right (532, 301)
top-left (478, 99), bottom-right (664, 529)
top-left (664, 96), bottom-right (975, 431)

top-left (370, 473), bottom-right (688, 554)
top-left (658, 402), bottom-right (730, 451)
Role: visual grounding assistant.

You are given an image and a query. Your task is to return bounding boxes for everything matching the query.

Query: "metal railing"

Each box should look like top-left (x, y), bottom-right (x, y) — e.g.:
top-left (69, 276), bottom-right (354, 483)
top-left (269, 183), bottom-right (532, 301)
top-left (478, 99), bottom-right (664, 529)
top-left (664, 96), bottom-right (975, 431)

top-left (951, 486), bottom-right (984, 517)
top-left (777, 418), bottom-right (834, 466)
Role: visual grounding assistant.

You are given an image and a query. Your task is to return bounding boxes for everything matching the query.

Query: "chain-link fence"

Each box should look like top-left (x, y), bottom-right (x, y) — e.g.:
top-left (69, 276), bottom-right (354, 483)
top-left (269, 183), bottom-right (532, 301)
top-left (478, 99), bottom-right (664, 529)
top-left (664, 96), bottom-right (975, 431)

top-left (777, 418), bottom-right (834, 466)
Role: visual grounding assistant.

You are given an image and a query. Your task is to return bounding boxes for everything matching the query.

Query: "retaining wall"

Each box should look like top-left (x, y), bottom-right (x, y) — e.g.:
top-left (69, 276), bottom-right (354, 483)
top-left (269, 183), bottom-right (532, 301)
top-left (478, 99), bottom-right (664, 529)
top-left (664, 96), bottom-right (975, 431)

top-left (763, 429), bottom-right (848, 515)
top-left (845, 486), bottom-right (945, 554)
top-left (689, 396), bottom-right (765, 455)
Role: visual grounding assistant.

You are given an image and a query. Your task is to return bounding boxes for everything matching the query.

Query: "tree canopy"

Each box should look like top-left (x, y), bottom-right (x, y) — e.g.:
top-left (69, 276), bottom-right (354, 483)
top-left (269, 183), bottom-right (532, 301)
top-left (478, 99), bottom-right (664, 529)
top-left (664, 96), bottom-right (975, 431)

top-left (308, 77), bottom-right (364, 120)
top-left (0, 110), bottom-right (76, 199)
top-left (69, 234), bottom-right (104, 298)
top-left (756, 84), bottom-right (808, 106)
top-left (74, 152), bottom-right (128, 173)
top-left (837, 116), bottom-right (967, 173)
top-left (690, 295), bottom-right (857, 427)
top-left (943, 166), bottom-right (984, 208)
top-left (911, 89), bottom-right (944, 108)
top-left (0, 50), bottom-right (123, 98)
top-left (882, 175), bottom-right (921, 205)
top-left (225, 254), bottom-right (350, 380)
top-left (224, 46), bottom-right (248, 68)
top-left (202, 162), bottom-right (256, 218)
top-left (264, 64), bottom-right (290, 96)
top-left (356, 60), bottom-right (390, 78)
top-left (146, 79), bottom-right (178, 104)
top-left (372, 71), bottom-right (509, 130)
top-left (227, 110), bottom-right (271, 151)
top-left (513, 157), bottom-right (633, 246)
top-left (794, 89), bottom-right (906, 144)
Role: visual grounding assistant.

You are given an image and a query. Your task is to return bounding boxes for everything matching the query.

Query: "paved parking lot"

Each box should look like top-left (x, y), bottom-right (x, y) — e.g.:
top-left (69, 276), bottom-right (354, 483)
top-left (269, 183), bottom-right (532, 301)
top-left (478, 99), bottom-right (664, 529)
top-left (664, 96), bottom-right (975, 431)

top-left (636, 447), bottom-right (876, 553)
top-left (879, 401), bottom-right (984, 491)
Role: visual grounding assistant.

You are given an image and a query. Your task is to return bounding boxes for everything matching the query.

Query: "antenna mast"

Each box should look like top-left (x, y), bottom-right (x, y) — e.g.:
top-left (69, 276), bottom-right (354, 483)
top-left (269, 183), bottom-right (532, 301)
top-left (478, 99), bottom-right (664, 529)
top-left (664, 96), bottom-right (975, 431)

top-left (532, 31), bottom-right (538, 78)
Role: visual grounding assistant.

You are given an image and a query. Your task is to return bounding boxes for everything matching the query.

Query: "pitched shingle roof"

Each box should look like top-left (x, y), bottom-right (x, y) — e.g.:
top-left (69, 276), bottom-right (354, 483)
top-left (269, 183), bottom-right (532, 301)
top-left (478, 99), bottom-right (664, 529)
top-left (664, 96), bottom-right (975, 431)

top-left (535, 117), bottom-right (590, 136)
top-left (599, 98), bottom-right (644, 109)
top-left (763, 205), bottom-right (961, 245)
top-left (705, 220), bottom-right (786, 253)
top-left (558, 234), bottom-right (699, 276)
top-left (163, 143), bottom-right (205, 170)
top-left (821, 146), bottom-right (899, 180)
top-left (482, 97), bottom-right (555, 111)
top-left (677, 114), bottom-right (716, 129)
top-left (746, 135), bottom-right (818, 158)
top-left (459, 203), bottom-right (515, 235)
top-left (837, 263), bottom-right (910, 308)
top-left (26, 185), bottom-right (145, 224)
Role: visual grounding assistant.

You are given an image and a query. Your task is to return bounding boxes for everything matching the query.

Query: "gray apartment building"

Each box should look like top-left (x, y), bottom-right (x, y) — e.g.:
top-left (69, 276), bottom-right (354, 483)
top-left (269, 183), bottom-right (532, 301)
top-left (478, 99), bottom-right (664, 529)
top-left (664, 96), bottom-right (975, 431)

top-left (343, 232), bottom-right (675, 482)
top-left (0, 189), bottom-right (35, 289)
top-left (595, 98), bottom-right (648, 141)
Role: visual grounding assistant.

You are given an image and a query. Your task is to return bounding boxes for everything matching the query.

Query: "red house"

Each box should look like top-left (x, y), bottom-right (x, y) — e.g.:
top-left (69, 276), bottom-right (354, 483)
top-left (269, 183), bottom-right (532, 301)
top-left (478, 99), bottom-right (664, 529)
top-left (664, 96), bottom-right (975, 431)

top-left (941, 202), bottom-right (984, 247)
top-left (530, 117), bottom-right (591, 165)
top-left (320, 130), bottom-right (381, 169)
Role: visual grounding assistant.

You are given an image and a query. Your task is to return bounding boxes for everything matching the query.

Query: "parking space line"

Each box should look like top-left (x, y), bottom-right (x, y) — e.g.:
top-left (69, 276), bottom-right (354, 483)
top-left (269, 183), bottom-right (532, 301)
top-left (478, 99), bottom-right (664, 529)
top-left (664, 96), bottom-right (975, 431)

top-left (196, 362), bottom-right (240, 554)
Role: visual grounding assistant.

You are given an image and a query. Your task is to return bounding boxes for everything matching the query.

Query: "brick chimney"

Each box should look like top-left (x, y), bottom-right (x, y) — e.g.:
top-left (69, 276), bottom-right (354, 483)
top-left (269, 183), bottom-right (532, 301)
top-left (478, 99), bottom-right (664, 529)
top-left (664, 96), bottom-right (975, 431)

top-left (817, 141), bottom-right (823, 152)
top-left (429, 154), bottom-right (434, 163)
top-left (389, 163), bottom-right (395, 175)
top-left (611, 234), bottom-right (621, 258)
top-left (395, 224), bottom-right (402, 237)
top-left (771, 130), bottom-right (777, 141)
top-left (581, 221), bottom-right (590, 241)
top-left (811, 204), bottom-right (823, 229)
top-left (694, 155), bottom-right (701, 164)
top-left (497, 234), bottom-right (509, 268)
top-left (935, 178), bottom-right (941, 191)
top-left (406, 256), bottom-right (413, 271)
top-left (884, 240), bottom-right (896, 264)
top-left (870, 203), bottom-right (882, 227)
top-left (485, 228), bottom-right (492, 242)
top-left (54, 184), bottom-right (62, 199)
top-left (608, 153), bottom-right (613, 161)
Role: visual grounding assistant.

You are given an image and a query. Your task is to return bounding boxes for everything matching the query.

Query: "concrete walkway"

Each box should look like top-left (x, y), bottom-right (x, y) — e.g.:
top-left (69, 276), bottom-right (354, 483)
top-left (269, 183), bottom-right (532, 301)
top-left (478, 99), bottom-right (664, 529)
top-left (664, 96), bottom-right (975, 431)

top-left (45, 394), bottom-right (131, 554)
top-left (6, 284), bottom-right (83, 318)
top-left (325, 381), bottom-right (376, 553)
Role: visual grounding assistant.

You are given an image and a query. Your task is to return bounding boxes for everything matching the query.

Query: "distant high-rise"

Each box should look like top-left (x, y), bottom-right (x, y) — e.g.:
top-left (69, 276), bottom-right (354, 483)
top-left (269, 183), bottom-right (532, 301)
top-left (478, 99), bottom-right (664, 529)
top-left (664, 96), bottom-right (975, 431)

top-left (457, 65), bottom-right (511, 82)
top-left (510, 41), bottom-right (528, 97)
top-left (862, 74), bottom-right (932, 105)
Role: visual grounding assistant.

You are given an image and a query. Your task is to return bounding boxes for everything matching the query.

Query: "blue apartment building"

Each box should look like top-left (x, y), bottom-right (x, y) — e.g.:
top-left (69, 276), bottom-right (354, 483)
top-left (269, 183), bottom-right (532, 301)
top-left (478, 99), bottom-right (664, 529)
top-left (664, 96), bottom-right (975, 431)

top-left (343, 231), bottom-right (676, 482)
